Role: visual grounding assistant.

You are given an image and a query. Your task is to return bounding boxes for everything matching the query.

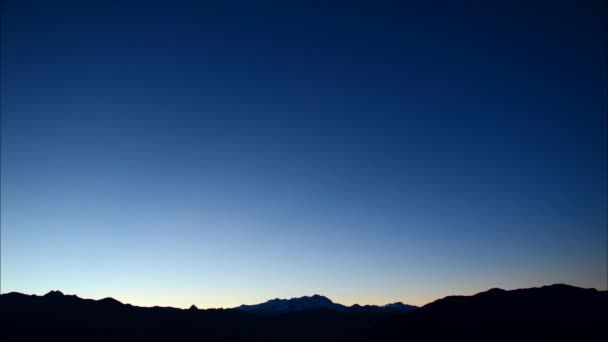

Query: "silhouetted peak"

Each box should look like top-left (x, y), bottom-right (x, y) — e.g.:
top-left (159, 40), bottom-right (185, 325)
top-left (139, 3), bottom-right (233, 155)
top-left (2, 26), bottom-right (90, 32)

top-left (44, 290), bottom-right (64, 297)
top-left (237, 294), bottom-right (418, 314)
top-left (383, 302), bottom-right (405, 307)
top-left (98, 297), bottom-right (122, 305)
top-left (307, 294), bottom-right (333, 303)
top-left (484, 288), bottom-right (506, 294)
top-left (189, 305), bottom-right (198, 310)
top-left (542, 283), bottom-right (580, 290)
top-left (237, 294), bottom-right (341, 314)
top-left (345, 301), bottom-right (418, 313)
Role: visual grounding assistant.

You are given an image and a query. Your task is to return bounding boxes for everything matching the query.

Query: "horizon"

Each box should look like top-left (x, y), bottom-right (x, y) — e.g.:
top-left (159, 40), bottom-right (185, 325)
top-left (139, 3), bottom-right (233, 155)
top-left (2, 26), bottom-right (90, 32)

top-left (1, 1), bottom-right (606, 310)
top-left (4, 282), bottom-right (602, 310)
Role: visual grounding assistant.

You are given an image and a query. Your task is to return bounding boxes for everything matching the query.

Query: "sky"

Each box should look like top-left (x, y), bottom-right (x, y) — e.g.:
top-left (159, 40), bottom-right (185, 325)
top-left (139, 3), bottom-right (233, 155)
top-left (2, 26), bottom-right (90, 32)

top-left (1, 0), bottom-right (606, 308)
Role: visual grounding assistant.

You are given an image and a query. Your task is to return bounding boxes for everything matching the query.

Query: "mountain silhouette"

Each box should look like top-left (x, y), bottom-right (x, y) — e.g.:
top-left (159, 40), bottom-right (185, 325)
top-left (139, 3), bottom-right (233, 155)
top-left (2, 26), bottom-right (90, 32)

top-left (348, 301), bottom-right (418, 314)
top-left (238, 294), bottom-right (343, 314)
top-left (419, 284), bottom-right (606, 320)
top-left (403, 284), bottom-right (608, 340)
top-left (44, 290), bottom-right (64, 298)
top-left (236, 294), bottom-right (417, 314)
top-left (1, 284), bottom-right (606, 340)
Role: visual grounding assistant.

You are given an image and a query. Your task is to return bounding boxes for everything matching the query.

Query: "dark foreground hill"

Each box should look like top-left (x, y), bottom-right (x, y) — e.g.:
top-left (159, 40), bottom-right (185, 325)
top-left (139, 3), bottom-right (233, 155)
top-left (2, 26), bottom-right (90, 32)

top-left (1, 284), bottom-right (606, 341)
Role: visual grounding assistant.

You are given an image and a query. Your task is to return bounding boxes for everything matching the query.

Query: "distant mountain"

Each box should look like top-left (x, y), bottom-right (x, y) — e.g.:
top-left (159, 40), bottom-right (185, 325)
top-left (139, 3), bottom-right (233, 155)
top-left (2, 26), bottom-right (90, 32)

top-left (1, 284), bottom-right (606, 340)
top-left (236, 294), bottom-right (417, 314)
top-left (348, 302), bottom-right (418, 314)
top-left (237, 294), bottom-right (343, 314)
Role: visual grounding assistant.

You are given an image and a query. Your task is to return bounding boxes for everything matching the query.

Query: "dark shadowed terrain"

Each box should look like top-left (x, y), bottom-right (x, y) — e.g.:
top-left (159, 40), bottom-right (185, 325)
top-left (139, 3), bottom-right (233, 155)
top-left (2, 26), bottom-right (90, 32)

top-left (1, 284), bottom-right (606, 341)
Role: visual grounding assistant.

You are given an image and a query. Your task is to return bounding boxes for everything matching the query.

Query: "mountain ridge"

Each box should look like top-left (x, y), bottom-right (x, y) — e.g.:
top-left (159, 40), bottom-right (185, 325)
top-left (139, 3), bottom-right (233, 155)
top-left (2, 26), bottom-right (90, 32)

top-left (1, 284), bottom-right (606, 340)
top-left (236, 294), bottom-right (417, 314)
top-left (0, 290), bottom-right (418, 313)
top-left (1, 283), bottom-right (603, 312)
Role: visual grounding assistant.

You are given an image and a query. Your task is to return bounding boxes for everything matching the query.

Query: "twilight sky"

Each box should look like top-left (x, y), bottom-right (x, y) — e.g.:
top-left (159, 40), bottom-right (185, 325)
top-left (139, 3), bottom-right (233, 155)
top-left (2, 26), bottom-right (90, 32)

top-left (1, 0), bottom-right (606, 308)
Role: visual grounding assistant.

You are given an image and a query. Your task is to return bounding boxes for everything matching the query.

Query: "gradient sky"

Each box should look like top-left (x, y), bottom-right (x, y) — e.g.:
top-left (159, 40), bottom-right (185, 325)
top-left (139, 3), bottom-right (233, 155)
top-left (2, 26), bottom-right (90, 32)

top-left (1, 0), bottom-right (606, 308)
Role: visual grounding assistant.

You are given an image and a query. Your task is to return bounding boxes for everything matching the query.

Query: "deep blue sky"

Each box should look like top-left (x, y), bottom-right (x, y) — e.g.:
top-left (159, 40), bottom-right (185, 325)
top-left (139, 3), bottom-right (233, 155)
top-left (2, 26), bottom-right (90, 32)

top-left (1, 0), bottom-right (606, 308)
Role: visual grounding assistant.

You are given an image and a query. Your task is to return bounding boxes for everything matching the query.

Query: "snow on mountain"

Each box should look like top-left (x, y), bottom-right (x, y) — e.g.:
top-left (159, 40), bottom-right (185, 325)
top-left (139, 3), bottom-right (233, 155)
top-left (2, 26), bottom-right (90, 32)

top-left (237, 295), bottom-right (417, 314)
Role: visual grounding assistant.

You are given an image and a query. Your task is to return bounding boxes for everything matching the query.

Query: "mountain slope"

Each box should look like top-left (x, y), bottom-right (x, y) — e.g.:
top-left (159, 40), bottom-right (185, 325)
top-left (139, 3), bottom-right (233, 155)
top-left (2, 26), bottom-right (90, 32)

top-left (388, 284), bottom-right (608, 340)
top-left (419, 284), bottom-right (607, 320)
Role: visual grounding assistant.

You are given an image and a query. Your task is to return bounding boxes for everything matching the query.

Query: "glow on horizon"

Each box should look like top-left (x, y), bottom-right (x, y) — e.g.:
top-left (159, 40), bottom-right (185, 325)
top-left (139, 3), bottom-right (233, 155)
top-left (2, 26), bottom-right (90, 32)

top-left (2, 280), bottom-right (605, 310)
top-left (2, 273), bottom-right (605, 309)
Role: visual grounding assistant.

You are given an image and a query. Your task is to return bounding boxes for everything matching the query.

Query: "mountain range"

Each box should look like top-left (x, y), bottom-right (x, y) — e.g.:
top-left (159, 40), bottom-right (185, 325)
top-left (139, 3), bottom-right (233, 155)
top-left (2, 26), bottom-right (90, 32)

top-left (1, 284), bottom-right (606, 340)
top-left (236, 294), bottom-right (417, 314)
